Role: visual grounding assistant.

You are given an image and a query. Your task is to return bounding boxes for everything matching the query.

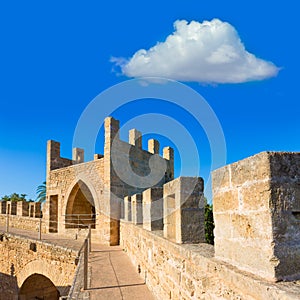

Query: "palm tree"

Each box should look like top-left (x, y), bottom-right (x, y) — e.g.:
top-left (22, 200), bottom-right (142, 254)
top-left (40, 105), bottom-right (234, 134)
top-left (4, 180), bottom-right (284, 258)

top-left (36, 181), bottom-right (46, 203)
top-left (20, 194), bottom-right (27, 201)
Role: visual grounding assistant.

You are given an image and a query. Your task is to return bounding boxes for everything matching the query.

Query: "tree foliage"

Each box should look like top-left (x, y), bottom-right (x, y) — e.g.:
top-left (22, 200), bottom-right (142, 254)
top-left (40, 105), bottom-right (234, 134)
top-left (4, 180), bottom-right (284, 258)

top-left (1, 182), bottom-right (46, 203)
top-left (0, 193), bottom-right (33, 202)
top-left (204, 203), bottom-right (215, 245)
top-left (36, 181), bottom-right (46, 203)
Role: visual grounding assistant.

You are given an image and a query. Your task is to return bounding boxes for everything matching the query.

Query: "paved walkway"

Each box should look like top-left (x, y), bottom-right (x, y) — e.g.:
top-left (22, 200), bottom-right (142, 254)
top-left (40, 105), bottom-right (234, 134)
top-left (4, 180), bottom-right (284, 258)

top-left (0, 226), bottom-right (154, 300)
top-left (88, 244), bottom-right (154, 300)
top-left (0, 225), bottom-right (84, 251)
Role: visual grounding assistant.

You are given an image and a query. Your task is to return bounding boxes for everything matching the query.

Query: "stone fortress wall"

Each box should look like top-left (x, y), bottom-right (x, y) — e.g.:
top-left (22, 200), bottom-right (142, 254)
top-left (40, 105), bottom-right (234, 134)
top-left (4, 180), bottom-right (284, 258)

top-left (0, 201), bottom-right (46, 233)
top-left (120, 151), bottom-right (300, 299)
top-left (0, 233), bottom-right (78, 299)
top-left (43, 117), bottom-right (174, 246)
top-left (0, 116), bottom-right (299, 299)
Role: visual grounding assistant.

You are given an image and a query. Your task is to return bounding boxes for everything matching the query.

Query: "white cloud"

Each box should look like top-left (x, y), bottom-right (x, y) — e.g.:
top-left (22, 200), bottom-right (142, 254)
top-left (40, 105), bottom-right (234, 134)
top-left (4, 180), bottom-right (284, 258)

top-left (111, 19), bottom-right (279, 84)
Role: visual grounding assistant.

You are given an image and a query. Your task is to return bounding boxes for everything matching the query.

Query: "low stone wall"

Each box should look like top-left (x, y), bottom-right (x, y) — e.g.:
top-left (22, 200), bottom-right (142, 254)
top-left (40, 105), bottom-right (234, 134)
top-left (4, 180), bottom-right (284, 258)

top-left (120, 221), bottom-right (300, 300)
top-left (0, 214), bottom-right (47, 233)
top-left (67, 250), bottom-right (85, 300)
top-left (67, 245), bottom-right (90, 300)
top-left (0, 232), bottom-right (78, 299)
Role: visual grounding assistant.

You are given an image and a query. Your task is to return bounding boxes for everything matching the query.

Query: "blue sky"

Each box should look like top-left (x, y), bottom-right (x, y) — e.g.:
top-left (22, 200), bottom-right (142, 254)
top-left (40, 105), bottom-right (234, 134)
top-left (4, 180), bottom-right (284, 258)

top-left (0, 1), bottom-right (299, 200)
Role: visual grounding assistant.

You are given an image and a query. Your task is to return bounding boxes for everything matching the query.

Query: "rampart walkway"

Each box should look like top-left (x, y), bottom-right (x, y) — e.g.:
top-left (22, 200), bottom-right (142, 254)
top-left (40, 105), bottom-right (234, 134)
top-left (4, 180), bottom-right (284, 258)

top-left (0, 226), bottom-right (154, 300)
top-left (88, 244), bottom-right (154, 300)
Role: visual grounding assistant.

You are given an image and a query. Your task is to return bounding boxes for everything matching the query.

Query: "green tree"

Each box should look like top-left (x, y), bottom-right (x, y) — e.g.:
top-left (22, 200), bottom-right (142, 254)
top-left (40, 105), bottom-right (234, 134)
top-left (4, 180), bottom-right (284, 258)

top-left (20, 193), bottom-right (27, 200)
top-left (1, 193), bottom-right (30, 202)
top-left (9, 193), bottom-right (25, 202)
top-left (36, 181), bottom-right (46, 203)
top-left (204, 203), bottom-right (214, 245)
top-left (1, 195), bottom-right (10, 201)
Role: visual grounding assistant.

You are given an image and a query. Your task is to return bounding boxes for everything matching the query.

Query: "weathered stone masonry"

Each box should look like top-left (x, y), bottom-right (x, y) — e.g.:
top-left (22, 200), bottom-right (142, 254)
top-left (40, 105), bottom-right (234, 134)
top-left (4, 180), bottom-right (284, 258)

top-left (0, 202), bottom-right (44, 233)
top-left (213, 152), bottom-right (300, 282)
top-left (0, 233), bottom-right (78, 300)
top-left (1, 113), bottom-right (299, 300)
top-left (120, 151), bottom-right (300, 299)
top-left (44, 116), bottom-right (174, 245)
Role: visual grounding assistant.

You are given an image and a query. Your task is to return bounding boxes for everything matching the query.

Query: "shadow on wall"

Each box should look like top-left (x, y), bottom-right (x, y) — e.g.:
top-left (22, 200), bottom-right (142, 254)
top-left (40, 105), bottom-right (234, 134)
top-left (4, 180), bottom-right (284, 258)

top-left (0, 271), bottom-right (18, 300)
top-left (0, 271), bottom-right (70, 300)
top-left (19, 273), bottom-right (61, 300)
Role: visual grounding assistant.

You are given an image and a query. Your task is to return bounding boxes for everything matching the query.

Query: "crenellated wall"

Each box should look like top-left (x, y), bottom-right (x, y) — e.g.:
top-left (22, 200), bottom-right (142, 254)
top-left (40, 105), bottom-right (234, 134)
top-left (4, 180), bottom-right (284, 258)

top-left (2, 115), bottom-right (300, 300)
top-left (0, 202), bottom-right (44, 233)
top-left (120, 222), bottom-right (300, 300)
top-left (0, 214), bottom-right (46, 233)
top-left (119, 151), bottom-right (300, 300)
top-left (45, 116), bottom-right (174, 245)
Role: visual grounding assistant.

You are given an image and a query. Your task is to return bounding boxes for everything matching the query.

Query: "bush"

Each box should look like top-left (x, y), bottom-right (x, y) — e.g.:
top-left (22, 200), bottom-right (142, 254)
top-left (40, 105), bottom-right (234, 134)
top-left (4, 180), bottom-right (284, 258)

top-left (205, 204), bottom-right (214, 245)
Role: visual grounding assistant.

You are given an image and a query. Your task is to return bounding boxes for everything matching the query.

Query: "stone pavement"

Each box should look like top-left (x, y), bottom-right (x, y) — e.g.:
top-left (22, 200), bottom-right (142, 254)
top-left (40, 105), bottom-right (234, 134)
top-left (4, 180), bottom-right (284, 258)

top-left (87, 244), bottom-right (154, 300)
top-left (0, 225), bottom-right (84, 251)
top-left (0, 226), bottom-right (155, 300)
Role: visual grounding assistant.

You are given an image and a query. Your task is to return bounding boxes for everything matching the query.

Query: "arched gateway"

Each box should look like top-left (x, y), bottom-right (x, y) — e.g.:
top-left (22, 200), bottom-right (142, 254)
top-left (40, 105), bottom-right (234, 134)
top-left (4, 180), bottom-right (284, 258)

top-left (65, 180), bottom-right (96, 229)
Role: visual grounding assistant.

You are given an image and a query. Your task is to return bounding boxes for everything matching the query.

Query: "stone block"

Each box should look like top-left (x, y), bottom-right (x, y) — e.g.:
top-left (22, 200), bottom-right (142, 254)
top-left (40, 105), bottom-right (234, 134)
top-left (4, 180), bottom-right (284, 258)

top-left (104, 116), bottom-right (120, 145)
top-left (230, 152), bottom-right (271, 187)
top-left (211, 165), bottom-right (231, 193)
top-left (240, 181), bottom-right (271, 211)
top-left (213, 213), bottom-right (232, 239)
top-left (131, 194), bottom-right (143, 225)
top-left (269, 152), bottom-right (300, 179)
top-left (213, 190), bottom-right (239, 213)
top-left (148, 139), bottom-right (159, 154)
top-left (129, 129), bottom-right (142, 149)
top-left (110, 219), bottom-right (120, 246)
top-left (6, 201), bottom-right (17, 215)
top-left (163, 147), bottom-right (174, 181)
top-left (230, 212), bottom-right (273, 240)
top-left (72, 148), bottom-right (84, 164)
top-left (17, 201), bottom-right (29, 217)
top-left (181, 208), bottom-right (205, 243)
top-left (163, 177), bottom-right (205, 244)
top-left (47, 140), bottom-right (72, 172)
top-left (213, 151), bottom-right (300, 281)
top-left (29, 202), bottom-right (41, 218)
top-left (163, 146), bottom-right (174, 161)
top-left (214, 238), bottom-right (276, 280)
top-left (142, 187), bottom-right (163, 231)
top-left (124, 196), bottom-right (132, 222)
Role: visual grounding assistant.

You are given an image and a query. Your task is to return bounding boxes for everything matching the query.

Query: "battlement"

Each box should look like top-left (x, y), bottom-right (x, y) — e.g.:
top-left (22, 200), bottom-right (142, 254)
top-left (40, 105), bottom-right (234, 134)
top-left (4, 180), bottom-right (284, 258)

top-left (43, 116), bottom-right (300, 295)
top-left (45, 116), bottom-right (175, 245)
top-left (46, 140), bottom-right (73, 172)
top-left (125, 176), bottom-right (205, 244)
top-left (2, 144), bottom-right (300, 299)
top-left (104, 116), bottom-right (174, 160)
top-left (120, 151), bottom-right (300, 283)
top-left (48, 116), bottom-right (174, 171)
top-left (0, 201), bottom-right (41, 218)
top-left (213, 151), bottom-right (300, 281)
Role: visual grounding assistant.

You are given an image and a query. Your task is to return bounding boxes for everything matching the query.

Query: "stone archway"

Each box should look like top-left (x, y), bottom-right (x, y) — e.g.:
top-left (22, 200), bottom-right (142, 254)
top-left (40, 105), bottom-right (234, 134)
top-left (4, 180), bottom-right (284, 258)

top-left (17, 260), bottom-right (71, 297)
top-left (19, 273), bottom-right (59, 300)
top-left (65, 180), bottom-right (96, 229)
